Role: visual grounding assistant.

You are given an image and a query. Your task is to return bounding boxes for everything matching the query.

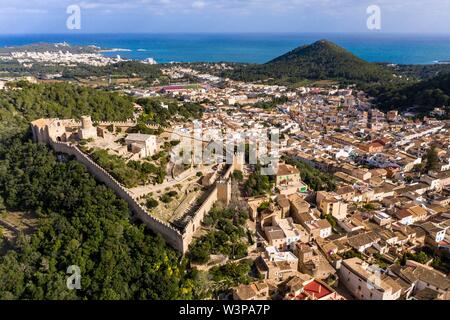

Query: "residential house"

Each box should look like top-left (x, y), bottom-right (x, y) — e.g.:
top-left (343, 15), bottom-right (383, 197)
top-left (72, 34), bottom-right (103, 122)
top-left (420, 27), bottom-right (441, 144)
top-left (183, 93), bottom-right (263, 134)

top-left (347, 232), bottom-right (380, 253)
top-left (125, 133), bottom-right (157, 158)
top-left (275, 163), bottom-right (308, 195)
top-left (389, 260), bottom-right (450, 300)
top-left (340, 257), bottom-right (402, 300)
top-left (294, 243), bottom-right (337, 280)
top-left (316, 191), bottom-right (348, 221)
top-left (233, 282), bottom-right (270, 300)
top-left (283, 275), bottom-right (340, 300)
top-left (415, 221), bottom-right (448, 247)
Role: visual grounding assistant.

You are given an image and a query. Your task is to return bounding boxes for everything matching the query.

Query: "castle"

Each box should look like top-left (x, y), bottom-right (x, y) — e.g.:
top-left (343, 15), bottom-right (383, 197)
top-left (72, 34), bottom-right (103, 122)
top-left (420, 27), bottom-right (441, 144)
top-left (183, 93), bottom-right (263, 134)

top-left (31, 116), bottom-right (157, 158)
top-left (30, 116), bottom-right (236, 253)
top-left (31, 115), bottom-right (139, 144)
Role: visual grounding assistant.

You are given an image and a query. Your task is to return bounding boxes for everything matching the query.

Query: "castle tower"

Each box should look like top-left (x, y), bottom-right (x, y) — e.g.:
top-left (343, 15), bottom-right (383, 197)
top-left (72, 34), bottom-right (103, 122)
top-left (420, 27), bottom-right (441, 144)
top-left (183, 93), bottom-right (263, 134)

top-left (233, 152), bottom-right (245, 172)
top-left (79, 116), bottom-right (97, 140)
top-left (81, 116), bottom-right (93, 129)
top-left (217, 178), bottom-right (231, 205)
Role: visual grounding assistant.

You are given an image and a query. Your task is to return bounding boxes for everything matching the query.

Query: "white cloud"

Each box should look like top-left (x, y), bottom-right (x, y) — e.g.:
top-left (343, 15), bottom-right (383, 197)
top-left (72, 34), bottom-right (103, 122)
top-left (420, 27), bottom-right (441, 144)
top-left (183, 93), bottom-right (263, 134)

top-left (191, 1), bottom-right (206, 9)
top-left (1, 0), bottom-right (450, 33)
top-left (0, 7), bottom-right (47, 14)
top-left (1, 0), bottom-right (449, 15)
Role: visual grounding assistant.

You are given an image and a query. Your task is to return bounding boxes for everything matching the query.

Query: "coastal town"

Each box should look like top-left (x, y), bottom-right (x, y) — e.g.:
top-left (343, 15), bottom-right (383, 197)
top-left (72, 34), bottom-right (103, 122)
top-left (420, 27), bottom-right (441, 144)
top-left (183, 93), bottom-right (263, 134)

top-left (5, 59), bottom-right (447, 301)
top-left (3, 0), bottom-right (450, 316)
top-left (0, 43), bottom-right (126, 69)
top-left (154, 65), bottom-right (450, 301)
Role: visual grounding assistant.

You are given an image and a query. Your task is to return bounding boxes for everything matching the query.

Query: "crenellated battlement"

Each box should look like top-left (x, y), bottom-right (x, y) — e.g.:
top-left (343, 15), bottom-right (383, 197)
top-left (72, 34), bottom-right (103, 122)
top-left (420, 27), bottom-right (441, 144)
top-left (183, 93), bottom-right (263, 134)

top-left (50, 141), bottom-right (184, 250)
top-left (48, 138), bottom-right (236, 254)
top-left (96, 120), bottom-right (137, 127)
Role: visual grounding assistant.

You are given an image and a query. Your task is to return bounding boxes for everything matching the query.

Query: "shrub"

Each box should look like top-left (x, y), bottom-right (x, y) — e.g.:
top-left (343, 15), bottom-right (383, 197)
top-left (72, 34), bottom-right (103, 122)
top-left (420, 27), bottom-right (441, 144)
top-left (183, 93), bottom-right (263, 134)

top-left (160, 194), bottom-right (172, 203)
top-left (167, 191), bottom-right (178, 197)
top-left (146, 197), bottom-right (159, 209)
top-left (232, 170), bottom-right (244, 182)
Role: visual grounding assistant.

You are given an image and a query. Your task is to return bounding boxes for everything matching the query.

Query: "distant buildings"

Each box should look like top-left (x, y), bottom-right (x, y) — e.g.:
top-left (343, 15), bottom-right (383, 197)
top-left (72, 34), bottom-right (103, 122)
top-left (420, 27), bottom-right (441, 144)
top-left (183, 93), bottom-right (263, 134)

top-left (8, 50), bottom-right (121, 67)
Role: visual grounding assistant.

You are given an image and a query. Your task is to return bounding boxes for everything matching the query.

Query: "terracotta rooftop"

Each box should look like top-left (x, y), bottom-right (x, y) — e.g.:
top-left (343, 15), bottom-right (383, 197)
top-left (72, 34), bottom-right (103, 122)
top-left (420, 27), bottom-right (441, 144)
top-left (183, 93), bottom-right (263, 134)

top-left (277, 164), bottom-right (300, 176)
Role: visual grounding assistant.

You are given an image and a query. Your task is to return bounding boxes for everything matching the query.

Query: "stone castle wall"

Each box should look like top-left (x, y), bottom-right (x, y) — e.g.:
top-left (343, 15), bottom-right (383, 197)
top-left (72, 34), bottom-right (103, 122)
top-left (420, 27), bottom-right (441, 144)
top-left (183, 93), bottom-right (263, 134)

top-left (51, 141), bottom-right (187, 252)
top-left (183, 186), bottom-right (218, 246)
top-left (182, 164), bottom-right (234, 245)
top-left (50, 141), bottom-right (235, 253)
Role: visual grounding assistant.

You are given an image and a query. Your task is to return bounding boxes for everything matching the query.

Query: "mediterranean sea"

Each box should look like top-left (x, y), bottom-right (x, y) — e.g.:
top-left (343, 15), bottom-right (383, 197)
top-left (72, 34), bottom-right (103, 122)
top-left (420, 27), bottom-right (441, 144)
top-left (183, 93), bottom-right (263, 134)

top-left (0, 33), bottom-right (449, 65)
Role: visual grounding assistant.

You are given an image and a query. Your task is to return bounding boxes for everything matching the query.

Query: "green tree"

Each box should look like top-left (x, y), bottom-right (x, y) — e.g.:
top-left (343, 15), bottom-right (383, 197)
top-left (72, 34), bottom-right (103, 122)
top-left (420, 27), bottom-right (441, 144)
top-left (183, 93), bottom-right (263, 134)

top-left (146, 197), bottom-right (159, 209)
top-left (232, 170), bottom-right (244, 182)
top-left (424, 146), bottom-right (440, 172)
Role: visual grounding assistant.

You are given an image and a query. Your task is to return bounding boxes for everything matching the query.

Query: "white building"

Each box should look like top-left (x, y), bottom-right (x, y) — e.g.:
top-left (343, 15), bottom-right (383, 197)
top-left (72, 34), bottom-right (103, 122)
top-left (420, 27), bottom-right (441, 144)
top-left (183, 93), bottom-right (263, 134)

top-left (274, 217), bottom-right (303, 249)
top-left (340, 257), bottom-right (402, 300)
top-left (125, 133), bottom-right (157, 159)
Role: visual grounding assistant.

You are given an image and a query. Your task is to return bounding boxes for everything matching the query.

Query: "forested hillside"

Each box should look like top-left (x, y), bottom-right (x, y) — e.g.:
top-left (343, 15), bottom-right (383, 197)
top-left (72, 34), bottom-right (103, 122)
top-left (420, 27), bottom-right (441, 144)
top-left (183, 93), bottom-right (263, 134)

top-left (225, 40), bottom-right (393, 84)
top-left (0, 140), bottom-right (195, 299)
top-left (365, 72), bottom-right (450, 116)
top-left (217, 39), bottom-right (450, 117)
top-left (0, 81), bottom-right (134, 139)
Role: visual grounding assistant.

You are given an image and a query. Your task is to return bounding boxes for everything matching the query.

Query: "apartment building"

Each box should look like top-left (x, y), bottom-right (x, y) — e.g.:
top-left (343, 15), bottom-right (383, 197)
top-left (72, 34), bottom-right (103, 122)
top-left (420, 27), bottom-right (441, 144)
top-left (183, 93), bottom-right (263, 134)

top-left (316, 191), bottom-right (348, 221)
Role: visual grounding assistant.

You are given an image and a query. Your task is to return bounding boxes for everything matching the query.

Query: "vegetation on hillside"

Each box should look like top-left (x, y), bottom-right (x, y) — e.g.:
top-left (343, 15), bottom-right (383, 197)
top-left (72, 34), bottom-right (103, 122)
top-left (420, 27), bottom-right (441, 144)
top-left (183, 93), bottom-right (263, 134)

top-left (0, 82), bottom-right (200, 300)
top-left (0, 140), bottom-right (195, 299)
top-left (137, 97), bottom-right (204, 127)
top-left (0, 81), bottom-right (134, 139)
top-left (363, 71), bottom-right (450, 114)
top-left (210, 260), bottom-right (253, 288)
top-left (88, 149), bottom-right (167, 188)
top-left (393, 63), bottom-right (450, 80)
top-left (244, 166), bottom-right (273, 197)
top-left (189, 206), bottom-right (250, 264)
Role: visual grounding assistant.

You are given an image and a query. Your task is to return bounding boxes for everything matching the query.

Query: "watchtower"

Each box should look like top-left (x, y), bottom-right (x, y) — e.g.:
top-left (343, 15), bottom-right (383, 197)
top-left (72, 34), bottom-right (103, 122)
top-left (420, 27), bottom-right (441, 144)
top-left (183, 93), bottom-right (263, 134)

top-left (217, 178), bottom-right (231, 205)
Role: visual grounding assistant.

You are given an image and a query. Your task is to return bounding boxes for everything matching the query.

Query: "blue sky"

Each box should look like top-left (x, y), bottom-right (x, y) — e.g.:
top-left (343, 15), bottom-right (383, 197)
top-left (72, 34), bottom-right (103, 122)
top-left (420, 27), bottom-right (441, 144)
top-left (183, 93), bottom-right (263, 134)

top-left (0, 0), bottom-right (449, 34)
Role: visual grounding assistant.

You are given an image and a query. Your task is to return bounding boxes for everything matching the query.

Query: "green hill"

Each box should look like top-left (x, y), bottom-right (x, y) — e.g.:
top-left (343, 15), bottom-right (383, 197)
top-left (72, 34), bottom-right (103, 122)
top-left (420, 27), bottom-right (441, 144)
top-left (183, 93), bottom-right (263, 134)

top-left (227, 40), bottom-right (392, 84)
top-left (368, 72), bottom-right (450, 116)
